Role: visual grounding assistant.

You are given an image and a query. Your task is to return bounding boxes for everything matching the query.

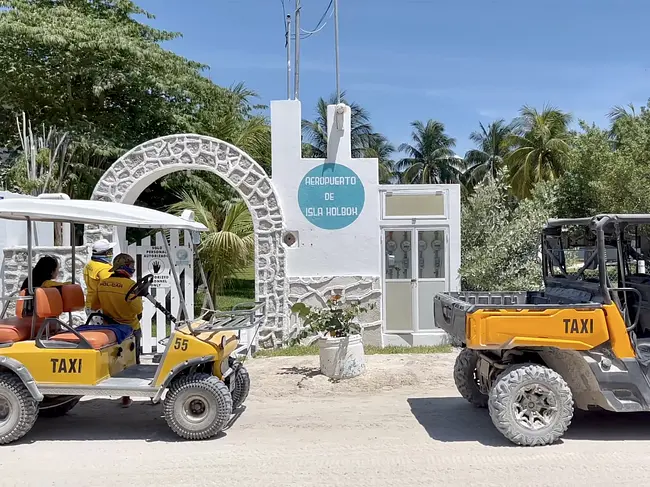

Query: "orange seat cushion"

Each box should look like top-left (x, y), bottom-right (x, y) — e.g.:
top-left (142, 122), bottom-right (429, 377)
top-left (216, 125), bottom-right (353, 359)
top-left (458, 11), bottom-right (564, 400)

top-left (51, 330), bottom-right (117, 350)
top-left (15, 290), bottom-right (28, 317)
top-left (35, 287), bottom-right (64, 319)
top-left (0, 317), bottom-right (46, 343)
top-left (61, 284), bottom-right (85, 313)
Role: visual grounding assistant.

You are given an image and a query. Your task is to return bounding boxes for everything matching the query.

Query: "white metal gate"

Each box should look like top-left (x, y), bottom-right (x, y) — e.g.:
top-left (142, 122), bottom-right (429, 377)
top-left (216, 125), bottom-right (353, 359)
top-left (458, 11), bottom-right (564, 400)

top-left (128, 230), bottom-right (194, 355)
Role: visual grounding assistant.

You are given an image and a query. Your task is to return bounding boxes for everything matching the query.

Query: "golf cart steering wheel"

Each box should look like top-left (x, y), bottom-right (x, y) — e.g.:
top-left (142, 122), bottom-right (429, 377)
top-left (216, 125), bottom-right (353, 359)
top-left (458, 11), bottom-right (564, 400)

top-left (126, 274), bottom-right (154, 302)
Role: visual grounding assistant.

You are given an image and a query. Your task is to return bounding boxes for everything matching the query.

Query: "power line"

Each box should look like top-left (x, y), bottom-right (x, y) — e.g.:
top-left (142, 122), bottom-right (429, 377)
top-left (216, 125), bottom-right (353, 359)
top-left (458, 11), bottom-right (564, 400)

top-left (300, 0), bottom-right (333, 38)
top-left (281, 0), bottom-right (336, 100)
top-left (281, 0), bottom-right (333, 40)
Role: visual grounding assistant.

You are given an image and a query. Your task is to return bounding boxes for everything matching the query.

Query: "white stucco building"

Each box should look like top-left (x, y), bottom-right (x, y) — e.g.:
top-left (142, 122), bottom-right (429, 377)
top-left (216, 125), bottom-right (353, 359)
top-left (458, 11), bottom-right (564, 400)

top-left (271, 101), bottom-right (461, 347)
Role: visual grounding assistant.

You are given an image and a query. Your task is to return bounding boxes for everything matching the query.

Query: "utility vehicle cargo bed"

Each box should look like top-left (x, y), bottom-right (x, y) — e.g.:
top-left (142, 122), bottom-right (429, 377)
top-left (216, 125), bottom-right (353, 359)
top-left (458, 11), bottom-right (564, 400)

top-left (433, 289), bottom-right (604, 345)
top-left (433, 292), bottom-right (528, 342)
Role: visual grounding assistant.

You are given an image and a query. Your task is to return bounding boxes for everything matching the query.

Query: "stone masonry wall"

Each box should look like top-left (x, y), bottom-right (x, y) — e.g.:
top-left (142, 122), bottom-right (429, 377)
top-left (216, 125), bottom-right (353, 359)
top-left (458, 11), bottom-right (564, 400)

top-left (86, 134), bottom-right (288, 348)
top-left (287, 276), bottom-right (382, 347)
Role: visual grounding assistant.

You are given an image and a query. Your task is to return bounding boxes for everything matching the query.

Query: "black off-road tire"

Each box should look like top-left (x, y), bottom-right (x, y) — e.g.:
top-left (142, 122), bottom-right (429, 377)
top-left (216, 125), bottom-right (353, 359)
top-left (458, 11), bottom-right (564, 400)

top-left (488, 363), bottom-right (574, 447)
top-left (163, 373), bottom-right (232, 440)
top-left (0, 372), bottom-right (39, 445)
top-left (38, 396), bottom-right (81, 418)
top-left (453, 348), bottom-right (488, 408)
top-left (230, 365), bottom-right (250, 410)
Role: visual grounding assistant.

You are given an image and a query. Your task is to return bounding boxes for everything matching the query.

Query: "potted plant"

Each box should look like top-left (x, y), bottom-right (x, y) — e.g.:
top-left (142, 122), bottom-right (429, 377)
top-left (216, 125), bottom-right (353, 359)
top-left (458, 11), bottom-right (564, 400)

top-left (290, 294), bottom-right (372, 380)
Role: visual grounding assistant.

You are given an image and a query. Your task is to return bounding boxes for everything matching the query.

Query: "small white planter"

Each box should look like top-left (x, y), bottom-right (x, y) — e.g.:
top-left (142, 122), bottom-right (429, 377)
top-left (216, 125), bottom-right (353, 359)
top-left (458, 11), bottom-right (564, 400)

top-left (318, 334), bottom-right (366, 380)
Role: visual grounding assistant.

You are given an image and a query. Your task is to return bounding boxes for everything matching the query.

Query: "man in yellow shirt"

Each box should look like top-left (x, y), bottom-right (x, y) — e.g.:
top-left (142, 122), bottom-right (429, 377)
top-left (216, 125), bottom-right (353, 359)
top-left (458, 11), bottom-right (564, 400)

top-left (83, 239), bottom-right (116, 323)
top-left (92, 253), bottom-right (142, 408)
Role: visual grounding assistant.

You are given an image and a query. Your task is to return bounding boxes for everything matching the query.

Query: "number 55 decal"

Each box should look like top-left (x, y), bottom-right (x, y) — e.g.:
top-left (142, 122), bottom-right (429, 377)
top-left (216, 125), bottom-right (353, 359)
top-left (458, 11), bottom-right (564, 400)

top-left (174, 338), bottom-right (189, 351)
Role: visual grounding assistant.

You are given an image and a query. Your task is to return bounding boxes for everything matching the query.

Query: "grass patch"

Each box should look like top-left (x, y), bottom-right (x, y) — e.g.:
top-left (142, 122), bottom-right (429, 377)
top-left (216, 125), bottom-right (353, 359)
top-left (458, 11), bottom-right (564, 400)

top-left (194, 277), bottom-right (256, 314)
top-left (215, 294), bottom-right (254, 311)
top-left (253, 343), bottom-right (453, 358)
top-left (231, 265), bottom-right (255, 281)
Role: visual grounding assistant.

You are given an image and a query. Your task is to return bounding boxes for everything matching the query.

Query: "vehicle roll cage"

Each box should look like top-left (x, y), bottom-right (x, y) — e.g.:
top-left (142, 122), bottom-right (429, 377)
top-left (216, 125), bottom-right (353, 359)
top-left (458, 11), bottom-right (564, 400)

top-left (542, 214), bottom-right (650, 310)
top-left (0, 196), bottom-right (266, 349)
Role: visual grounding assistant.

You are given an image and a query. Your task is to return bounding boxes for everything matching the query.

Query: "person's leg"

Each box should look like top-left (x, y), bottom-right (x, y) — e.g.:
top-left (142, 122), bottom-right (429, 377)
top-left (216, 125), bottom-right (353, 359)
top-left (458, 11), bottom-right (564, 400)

top-left (134, 328), bottom-right (142, 364)
top-left (121, 328), bottom-right (141, 408)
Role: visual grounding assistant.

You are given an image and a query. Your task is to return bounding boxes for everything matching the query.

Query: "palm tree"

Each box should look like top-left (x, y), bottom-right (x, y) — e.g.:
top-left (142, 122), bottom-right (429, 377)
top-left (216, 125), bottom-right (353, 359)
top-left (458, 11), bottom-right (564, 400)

top-left (397, 120), bottom-right (464, 184)
top-left (504, 105), bottom-right (572, 199)
top-left (363, 133), bottom-right (396, 183)
top-left (607, 103), bottom-right (637, 125)
top-left (301, 92), bottom-right (374, 158)
top-left (607, 102), bottom-right (640, 147)
top-left (168, 188), bottom-right (254, 299)
top-left (463, 119), bottom-right (514, 187)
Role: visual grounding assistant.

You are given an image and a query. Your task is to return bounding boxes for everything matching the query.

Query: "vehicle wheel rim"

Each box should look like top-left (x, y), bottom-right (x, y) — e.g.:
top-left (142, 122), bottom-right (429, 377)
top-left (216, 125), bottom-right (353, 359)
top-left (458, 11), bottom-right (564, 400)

top-left (512, 383), bottom-right (558, 430)
top-left (182, 395), bottom-right (209, 424)
top-left (472, 369), bottom-right (483, 390)
top-left (0, 394), bottom-right (11, 427)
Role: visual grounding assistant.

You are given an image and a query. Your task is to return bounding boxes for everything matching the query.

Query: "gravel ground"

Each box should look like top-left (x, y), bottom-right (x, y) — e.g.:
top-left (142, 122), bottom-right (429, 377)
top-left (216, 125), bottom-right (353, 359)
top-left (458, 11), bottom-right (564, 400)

top-left (3, 350), bottom-right (650, 486)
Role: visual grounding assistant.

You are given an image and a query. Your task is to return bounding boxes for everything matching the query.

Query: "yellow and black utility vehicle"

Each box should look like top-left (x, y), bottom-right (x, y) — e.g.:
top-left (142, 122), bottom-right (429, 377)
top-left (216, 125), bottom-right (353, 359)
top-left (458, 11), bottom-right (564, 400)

top-left (434, 214), bottom-right (650, 446)
top-left (0, 196), bottom-right (263, 444)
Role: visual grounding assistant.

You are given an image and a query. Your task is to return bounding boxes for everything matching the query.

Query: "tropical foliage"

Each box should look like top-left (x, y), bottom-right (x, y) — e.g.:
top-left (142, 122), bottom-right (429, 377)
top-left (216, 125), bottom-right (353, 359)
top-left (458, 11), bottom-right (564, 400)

top-left (168, 184), bottom-right (254, 299)
top-left (504, 105), bottom-right (573, 199)
top-left (463, 120), bottom-right (514, 188)
top-left (0, 0), bottom-right (268, 198)
top-left (396, 120), bottom-right (465, 184)
top-left (460, 170), bottom-right (558, 291)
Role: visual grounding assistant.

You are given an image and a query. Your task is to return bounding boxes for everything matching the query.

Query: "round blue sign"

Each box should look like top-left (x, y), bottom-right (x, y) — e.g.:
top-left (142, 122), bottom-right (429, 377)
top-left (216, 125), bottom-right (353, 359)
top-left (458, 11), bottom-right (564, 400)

top-left (298, 163), bottom-right (365, 230)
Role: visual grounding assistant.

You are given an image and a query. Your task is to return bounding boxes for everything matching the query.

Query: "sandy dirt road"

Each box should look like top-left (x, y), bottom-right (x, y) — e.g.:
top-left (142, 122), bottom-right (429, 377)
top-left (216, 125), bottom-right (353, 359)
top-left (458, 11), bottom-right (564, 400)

top-left (3, 351), bottom-right (650, 486)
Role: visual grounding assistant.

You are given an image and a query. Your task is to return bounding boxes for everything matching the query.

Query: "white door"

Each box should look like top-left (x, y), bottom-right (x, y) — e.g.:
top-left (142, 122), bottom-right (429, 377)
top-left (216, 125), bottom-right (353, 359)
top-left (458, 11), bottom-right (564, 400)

top-left (382, 227), bottom-right (448, 332)
top-left (415, 228), bottom-right (448, 330)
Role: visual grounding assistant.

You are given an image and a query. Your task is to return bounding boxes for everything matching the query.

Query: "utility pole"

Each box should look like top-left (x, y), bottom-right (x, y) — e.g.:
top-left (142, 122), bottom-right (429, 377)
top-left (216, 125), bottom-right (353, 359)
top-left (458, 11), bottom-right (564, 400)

top-left (334, 0), bottom-right (341, 104)
top-left (293, 0), bottom-right (301, 99)
top-left (286, 14), bottom-right (292, 99)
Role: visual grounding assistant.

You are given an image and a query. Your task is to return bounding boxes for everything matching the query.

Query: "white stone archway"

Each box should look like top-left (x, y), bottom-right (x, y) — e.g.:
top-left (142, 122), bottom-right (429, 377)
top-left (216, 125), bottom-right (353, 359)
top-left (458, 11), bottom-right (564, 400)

top-left (85, 134), bottom-right (287, 348)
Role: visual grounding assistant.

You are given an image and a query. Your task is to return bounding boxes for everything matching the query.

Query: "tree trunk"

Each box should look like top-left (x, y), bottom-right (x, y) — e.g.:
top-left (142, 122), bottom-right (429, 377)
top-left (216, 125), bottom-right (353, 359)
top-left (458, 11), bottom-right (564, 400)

top-left (54, 222), bottom-right (63, 246)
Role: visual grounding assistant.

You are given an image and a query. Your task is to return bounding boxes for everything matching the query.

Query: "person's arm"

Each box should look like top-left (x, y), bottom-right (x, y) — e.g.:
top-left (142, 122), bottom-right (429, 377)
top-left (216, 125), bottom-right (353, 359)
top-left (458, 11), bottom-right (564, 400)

top-left (90, 288), bottom-right (102, 311)
top-left (130, 295), bottom-right (143, 319)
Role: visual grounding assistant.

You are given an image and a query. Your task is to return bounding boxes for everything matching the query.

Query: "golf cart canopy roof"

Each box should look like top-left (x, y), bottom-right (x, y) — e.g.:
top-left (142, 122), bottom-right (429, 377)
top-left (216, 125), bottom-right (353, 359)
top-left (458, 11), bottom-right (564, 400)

top-left (545, 214), bottom-right (650, 230)
top-left (0, 198), bottom-right (208, 232)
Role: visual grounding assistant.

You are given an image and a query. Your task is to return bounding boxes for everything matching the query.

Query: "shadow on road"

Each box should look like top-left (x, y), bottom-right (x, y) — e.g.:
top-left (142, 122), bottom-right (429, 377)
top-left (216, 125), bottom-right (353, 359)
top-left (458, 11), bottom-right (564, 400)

top-left (408, 397), bottom-right (512, 447)
top-left (278, 366), bottom-right (322, 379)
top-left (19, 398), bottom-right (245, 444)
top-left (409, 396), bottom-right (650, 446)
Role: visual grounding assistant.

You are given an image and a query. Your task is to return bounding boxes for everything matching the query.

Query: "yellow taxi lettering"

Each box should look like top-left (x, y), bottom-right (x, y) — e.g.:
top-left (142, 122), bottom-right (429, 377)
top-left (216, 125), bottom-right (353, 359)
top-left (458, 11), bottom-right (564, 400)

top-left (51, 358), bottom-right (83, 374)
top-left (563, 318), bottom-right (594, 334)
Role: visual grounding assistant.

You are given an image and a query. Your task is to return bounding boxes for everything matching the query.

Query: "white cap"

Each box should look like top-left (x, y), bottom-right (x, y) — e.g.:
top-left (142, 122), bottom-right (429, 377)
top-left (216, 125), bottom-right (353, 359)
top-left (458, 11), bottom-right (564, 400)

top-left (92, 238), bottom-right (117, 254)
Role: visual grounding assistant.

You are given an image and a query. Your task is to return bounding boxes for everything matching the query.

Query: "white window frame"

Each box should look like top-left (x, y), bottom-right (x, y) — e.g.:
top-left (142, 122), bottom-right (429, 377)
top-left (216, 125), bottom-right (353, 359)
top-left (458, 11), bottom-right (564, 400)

top-left (380, 186), bottom-right (448, 221)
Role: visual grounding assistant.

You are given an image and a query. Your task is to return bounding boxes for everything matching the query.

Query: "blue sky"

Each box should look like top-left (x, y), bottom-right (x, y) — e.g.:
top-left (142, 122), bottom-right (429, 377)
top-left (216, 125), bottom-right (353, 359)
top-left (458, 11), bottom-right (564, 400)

top-left (137, 0), bottom-right (649, 156)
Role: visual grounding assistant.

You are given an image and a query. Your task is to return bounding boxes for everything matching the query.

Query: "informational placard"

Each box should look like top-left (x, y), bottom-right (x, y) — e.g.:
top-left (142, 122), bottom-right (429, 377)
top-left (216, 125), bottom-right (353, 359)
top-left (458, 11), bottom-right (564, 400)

top-left (142, 246), bottom-right (172, 288)
top-left (174, 246), bottom-right (191, 267)
top-left (298, 163), bottom-right (365, 230)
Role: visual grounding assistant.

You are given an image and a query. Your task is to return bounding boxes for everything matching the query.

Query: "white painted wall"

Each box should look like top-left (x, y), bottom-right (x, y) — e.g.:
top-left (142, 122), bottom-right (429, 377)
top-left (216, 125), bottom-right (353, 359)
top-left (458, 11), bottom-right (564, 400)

top-left (270, 100), bottom-right (381, 278)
